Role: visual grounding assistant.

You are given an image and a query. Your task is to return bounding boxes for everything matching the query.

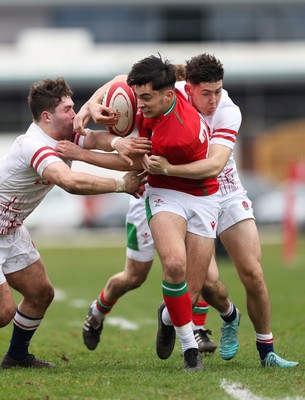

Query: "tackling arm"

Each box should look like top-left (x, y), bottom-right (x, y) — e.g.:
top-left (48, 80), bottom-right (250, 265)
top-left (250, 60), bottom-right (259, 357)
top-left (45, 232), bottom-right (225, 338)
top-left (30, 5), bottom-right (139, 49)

top-left (42, 161), bottom-right (145, 196)
top-left (143, 144), bottom-right (232, 179)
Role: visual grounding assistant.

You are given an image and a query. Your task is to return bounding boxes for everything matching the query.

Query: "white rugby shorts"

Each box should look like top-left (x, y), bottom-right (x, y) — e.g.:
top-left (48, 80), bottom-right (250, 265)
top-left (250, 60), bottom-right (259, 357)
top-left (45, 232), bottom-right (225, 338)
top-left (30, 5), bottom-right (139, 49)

top-left (145, 185), bottom-right (220, 239)
top-left (217, 189), bottom-right (255, 235)
top-left (0, 225), bottom-right (40, 284)
top-left (126, 195), bottom-right (155, 262)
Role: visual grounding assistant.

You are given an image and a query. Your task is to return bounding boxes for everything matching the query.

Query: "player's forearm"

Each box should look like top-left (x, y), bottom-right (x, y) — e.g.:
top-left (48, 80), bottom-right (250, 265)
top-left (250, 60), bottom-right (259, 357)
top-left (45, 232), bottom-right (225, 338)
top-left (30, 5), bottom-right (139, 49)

top-left (84, 129), bottom-right (118, 152)
top-left (59, 171), bottom-right (120, 195)
top-left (76, 150), bottom-right (130, 171)
top-left (167, 158), bottom-right (220, 179)
top-left (167, 145), bottom-right (231, 179)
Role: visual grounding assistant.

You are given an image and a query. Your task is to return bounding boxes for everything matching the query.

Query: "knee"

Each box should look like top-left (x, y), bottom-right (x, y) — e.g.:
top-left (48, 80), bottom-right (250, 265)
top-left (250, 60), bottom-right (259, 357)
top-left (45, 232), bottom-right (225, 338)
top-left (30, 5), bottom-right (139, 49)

top-left (163, 257), bottom-right (185, 282)
top-left (33, 283), bottom-right (55, 309)
top-left (126, 273), bottom-right (147, 290)
top-left (202, 277), bottom-right (215, 293)
top-left (202, 279), bottom-right (228, 302)
top-left (240, 266), bottom-right (267, 292)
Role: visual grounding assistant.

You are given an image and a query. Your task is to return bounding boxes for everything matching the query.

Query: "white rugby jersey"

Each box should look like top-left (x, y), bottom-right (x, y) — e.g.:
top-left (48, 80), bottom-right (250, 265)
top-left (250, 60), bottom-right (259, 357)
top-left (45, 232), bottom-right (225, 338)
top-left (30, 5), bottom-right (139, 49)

top-left (0, 123), bottom-right (84, 235)
top-left (176, 81), bottom-right (243, 196)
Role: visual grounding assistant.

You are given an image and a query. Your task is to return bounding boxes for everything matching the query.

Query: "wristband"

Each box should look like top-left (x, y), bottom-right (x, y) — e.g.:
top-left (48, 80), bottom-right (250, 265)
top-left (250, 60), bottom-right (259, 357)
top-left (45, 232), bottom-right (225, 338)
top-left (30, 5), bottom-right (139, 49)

top-left (115, 178), bottom-right (126, 192)
top-left (111, 136), bottom-right (122, 149)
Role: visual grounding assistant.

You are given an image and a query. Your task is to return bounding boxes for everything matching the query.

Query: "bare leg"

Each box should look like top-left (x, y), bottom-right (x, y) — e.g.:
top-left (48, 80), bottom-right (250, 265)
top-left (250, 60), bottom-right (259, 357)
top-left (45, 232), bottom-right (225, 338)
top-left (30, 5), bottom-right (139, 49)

top-left (201, 252), bottom-right (230, 314)
top-left (7, 258), bottom-right (54, 318)
top-left (0, 281), bottom-right (16, 327)
top-left (103, 257), bottom-right (153, 303)
top-left (220, 219), bottom-right (271, 334)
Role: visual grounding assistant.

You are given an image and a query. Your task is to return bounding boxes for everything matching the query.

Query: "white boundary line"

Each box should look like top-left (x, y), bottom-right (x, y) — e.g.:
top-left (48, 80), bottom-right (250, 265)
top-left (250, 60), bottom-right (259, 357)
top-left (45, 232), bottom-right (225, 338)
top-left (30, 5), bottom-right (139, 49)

top-left (221, 379), bottom-right (305, 400)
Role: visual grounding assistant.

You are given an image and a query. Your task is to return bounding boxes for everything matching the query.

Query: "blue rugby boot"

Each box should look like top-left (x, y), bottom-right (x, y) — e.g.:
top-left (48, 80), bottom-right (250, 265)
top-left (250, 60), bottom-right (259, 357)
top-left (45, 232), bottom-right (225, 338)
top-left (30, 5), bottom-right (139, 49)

top-left (261, 352), bottom-right (299, 368)
top-left (219, 309), bottom-right (241, 360)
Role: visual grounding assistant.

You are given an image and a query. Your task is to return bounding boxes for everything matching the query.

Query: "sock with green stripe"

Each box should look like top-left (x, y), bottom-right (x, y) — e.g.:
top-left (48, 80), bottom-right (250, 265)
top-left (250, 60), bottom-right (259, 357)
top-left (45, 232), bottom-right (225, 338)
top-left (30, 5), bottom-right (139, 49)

top-left (162, 279), bottom-right (192, 327)
top-left (192, 301), bottom-right (209, 329)
top-left (95, 289), bottom-right (116, 317)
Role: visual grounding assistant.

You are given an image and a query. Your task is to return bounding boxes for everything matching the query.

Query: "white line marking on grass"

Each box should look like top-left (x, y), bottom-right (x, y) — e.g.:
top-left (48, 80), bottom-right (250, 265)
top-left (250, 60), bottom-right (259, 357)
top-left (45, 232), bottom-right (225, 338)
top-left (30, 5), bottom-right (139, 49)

top-left (53, 288), bottom-right (66, 301)
top-left (106, 317), bottom-right (139, 330)
top-left (221, 379), bottom-right (263, 400)
top-left (70, 299), bottom-right (88, 308)
top-left (221, 380), bottom-right (305, 400)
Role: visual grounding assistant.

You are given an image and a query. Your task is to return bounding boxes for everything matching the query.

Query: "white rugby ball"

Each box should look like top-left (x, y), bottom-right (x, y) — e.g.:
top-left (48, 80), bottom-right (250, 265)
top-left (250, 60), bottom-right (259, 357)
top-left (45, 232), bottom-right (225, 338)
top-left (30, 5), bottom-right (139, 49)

top-left (102, 82), bottom-right (137, 137)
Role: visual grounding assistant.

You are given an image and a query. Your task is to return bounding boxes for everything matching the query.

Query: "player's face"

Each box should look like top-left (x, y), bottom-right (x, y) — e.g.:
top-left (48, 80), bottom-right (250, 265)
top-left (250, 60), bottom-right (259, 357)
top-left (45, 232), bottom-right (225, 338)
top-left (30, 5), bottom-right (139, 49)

top-left (50, 96), bottom-right (76, 139)
top-left (134, 83), bottom-right (173, 119)
top-left (185, 81), bottom-right (223, 116)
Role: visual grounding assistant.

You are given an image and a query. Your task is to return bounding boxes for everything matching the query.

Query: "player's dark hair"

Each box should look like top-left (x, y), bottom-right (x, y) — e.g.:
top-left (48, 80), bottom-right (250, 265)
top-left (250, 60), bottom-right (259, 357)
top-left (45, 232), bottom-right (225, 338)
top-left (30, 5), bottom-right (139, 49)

top-left (28, 77), bottom-right (73, 121)
top-left (185, 53), bottom-right (224, 84)
top-left (127, 54), bottom-right (176, 91)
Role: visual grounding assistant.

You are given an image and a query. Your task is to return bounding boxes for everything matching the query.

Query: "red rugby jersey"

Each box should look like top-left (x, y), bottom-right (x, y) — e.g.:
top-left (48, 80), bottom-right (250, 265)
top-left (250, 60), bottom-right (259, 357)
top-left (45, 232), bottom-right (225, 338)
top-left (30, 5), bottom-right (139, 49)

top-left (137, 89), bottom-right (219, 196)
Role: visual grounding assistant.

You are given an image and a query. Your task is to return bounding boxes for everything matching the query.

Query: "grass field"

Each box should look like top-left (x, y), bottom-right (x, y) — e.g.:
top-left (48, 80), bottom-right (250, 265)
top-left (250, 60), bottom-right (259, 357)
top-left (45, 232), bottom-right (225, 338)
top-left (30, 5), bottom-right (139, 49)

top-left (0, 231), bottom-right (304, 400)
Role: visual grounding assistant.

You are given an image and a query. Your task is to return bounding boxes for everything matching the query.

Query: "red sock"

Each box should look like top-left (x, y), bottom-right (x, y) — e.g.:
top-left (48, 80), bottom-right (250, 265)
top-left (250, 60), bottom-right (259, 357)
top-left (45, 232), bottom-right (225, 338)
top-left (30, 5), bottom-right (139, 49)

top-left (192, 301), bottom-right (209, 326)
top-left (96, 289), bottom-right (116, 315)
top-left (162, 280), bottom-right (192, 327)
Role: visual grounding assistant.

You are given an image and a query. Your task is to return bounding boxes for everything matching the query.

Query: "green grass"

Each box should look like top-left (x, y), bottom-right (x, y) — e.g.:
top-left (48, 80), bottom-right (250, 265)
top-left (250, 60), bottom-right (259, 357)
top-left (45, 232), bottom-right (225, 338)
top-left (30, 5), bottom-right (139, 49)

top-left (0, 233), bottom-right (304, 400)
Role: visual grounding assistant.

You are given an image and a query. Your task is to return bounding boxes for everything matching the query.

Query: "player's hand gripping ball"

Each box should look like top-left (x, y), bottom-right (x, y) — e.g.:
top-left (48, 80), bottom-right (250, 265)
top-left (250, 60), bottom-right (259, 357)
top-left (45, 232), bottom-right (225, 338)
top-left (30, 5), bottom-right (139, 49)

top-left (102, 82), bottom-right (137, 137)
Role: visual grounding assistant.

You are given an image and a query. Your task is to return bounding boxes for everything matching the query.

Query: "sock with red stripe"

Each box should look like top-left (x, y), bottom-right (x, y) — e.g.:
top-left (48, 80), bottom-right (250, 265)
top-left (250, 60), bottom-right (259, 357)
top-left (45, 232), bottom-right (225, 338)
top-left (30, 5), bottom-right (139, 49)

top-left (93, 289), bottom-right (116, 318)
top-left (219, 301), bottom-right (237, 323)
top-left (256, 332), bottom-right (274, 360)
top-left (162, 279), bottom-right (197, 351)
top-left (7, 308), bottom-right (42, 361)
top-left (192, 301), bottom-right (209, 329)
top-left (162, 279), bottom-right (192, 327)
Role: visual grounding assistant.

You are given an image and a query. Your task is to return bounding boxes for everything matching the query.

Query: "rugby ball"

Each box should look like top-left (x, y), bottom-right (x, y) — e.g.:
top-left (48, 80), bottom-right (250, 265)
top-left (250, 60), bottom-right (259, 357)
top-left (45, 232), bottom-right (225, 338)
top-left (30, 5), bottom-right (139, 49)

top-left (102, 82), bottom-right (137, 137)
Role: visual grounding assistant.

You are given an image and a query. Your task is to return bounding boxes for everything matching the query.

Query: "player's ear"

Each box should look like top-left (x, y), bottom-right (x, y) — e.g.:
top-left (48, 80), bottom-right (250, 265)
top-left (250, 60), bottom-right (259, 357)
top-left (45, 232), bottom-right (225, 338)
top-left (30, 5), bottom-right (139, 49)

top-left (184, 83), bottom-right (191, 96)
top-left (164, 89), bottom-right (174, 104)
top-left (41, 111), bottom-right (52, 122)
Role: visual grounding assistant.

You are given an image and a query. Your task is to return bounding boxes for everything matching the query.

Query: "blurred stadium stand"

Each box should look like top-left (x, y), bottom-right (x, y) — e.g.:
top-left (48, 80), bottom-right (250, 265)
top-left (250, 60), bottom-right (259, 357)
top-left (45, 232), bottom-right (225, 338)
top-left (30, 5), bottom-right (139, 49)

top-left (1, 1), bottom-right (305, 172)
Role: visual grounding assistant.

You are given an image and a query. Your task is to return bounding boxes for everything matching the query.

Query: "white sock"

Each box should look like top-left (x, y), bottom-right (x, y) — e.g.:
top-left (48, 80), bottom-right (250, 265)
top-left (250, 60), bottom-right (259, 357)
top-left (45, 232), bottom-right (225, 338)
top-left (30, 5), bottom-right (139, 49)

top-left (255, 332), bottom-right (273, 342)
top-left (193, 324), bottom-right (204, 331)
top-left (162, 306), bottom-right (172, 326)
top-left (219, 300), bottom-right (234, 318)
top-left (175, 322), bottom-right (198, 353)
top-left (91, 300), bottom-right (105, 322)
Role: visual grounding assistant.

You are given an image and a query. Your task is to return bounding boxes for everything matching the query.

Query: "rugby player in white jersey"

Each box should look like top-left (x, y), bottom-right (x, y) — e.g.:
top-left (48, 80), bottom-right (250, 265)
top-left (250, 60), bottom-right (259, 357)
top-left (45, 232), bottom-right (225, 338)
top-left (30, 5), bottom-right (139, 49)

top-left (0, 77), bottom-right (149, 369)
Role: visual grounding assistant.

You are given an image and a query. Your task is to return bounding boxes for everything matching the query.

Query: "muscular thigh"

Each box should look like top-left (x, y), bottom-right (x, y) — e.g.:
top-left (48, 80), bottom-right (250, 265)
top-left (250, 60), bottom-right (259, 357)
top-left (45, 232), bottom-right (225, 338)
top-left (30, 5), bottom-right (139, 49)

top-left (186, 233), bottom-right (214, 303)
top-left (125, 257), bottom-right (153, 281)
top-left (149, 211), bottom-right (187, 265)
top-left (220, 219), bottom-right (261, 270)
top-left (205, 251), bottom-right (220, 286)
top-left (6, 257), bottom-right (52, 298)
